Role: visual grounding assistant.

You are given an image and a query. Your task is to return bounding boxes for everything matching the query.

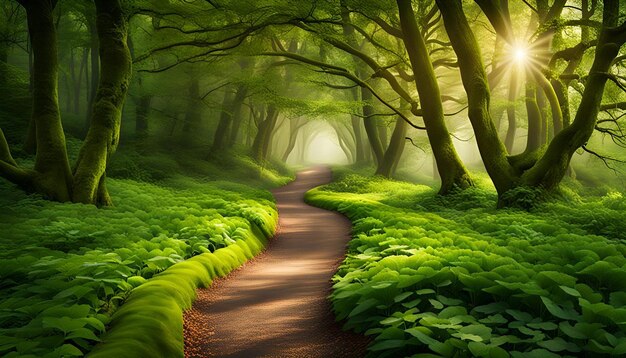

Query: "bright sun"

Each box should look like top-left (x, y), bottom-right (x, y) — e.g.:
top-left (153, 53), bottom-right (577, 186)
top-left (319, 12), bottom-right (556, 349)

top-left (513, 46), bottom-right (528, 63)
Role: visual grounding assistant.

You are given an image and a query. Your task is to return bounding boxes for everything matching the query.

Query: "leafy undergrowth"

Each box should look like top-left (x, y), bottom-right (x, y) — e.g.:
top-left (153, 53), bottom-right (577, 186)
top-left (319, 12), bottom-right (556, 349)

top-left (0, 158), bottom-right (287, 357)
top-left (306, 173), bottom-right (626, 358)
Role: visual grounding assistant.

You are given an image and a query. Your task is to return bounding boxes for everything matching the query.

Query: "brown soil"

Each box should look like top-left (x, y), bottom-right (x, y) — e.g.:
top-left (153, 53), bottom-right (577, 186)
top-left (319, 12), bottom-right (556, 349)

top-left (183, 166), bottom-right (370, 358)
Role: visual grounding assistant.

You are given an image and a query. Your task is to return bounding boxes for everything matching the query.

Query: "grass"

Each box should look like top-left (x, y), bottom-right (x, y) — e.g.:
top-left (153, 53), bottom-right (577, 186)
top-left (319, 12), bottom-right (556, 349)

top-left (306, 172), bottom-right (626, 357)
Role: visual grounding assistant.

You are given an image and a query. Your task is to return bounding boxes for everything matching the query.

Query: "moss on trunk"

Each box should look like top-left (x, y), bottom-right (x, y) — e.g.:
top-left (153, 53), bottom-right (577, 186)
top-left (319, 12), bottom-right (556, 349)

top-left (73, 0), bottom-right (132, 205)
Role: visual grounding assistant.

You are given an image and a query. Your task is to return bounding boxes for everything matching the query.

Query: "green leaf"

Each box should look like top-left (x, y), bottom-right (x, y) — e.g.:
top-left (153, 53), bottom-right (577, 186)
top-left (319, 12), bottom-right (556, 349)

top-left (537, 337), bottom-right (569, 352)
top-left (406, 327), bottom-right (438, 345)
top-left (558, 322), bottom-right (586, 339)
top-left (527, 321), bottom-right (558, 331)
top-left (473, 302), bottom-right (507, 314)
top-left (416, 288), bottom-right (436, 295)
top-left (66, 328), bottom-right (101, 341)
top-left (436, 295), bottom-right (463, 306)
top-left (348, 298), bottom-right (378, 318)
top-left (369, 339), bottom-right (406, 352)
top-left (394, 291), bottom-right (413, 303)
top-left (380, 317), bottom-right (402, 325)
top-left (428, 299), bottom-right (444, 309)
top-left (505, 309), bottom-right (533, 322)
top-left (540, 296), bottom-right (581, 321)
top-left (55, 344), bottom-right (83, 357)
top-left (559, 286), bottom-right (581, 297)
top-left (42, 316), bottom-right (86, 334)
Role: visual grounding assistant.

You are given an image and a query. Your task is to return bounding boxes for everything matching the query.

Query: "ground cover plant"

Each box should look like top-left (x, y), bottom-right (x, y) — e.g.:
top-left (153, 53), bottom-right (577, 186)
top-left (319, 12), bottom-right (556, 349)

top-left (0, 145), bottom-right (288, 357)
top-left (306, 173), bottom-right (626, 357)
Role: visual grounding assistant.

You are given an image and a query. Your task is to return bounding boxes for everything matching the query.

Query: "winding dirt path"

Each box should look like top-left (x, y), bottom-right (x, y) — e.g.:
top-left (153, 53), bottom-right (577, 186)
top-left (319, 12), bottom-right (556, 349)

top-left (184, 166), bottom-right (369, 358)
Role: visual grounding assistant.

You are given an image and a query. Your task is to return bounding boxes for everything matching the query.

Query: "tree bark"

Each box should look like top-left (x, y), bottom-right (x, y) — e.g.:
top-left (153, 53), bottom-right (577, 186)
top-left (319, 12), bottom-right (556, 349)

top-left (376, 117), bottom-right (408, 177)
top-left (135, 93), bottom-right (151, 139)
top-left (361, 87), bottom-right (384, 165)
top-left (398, 0), bottom-right (472, 194)
top-left (524, 80), bottom-right (543, 153)
top-left (504, 70), bottom-right (518, 153)
top-left (85, 15), bottom-right (99, 133)
top-left (436, 0), bottom-right (516, 195)
top-left (73, 0), bottom-right (132, 205)
top-left (227, 84), bottom-right (248, 147)
top-left (23, 0), bottom-right (73, 201)
top-left (182, 78), bottom-right (201, 141)
top-left (212, 89), bottom-right (235, 151)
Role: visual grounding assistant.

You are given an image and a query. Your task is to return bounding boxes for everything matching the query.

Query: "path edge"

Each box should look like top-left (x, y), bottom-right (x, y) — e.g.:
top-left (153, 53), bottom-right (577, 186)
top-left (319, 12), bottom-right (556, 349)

top-left (87, 220), bottom-right (275, 358)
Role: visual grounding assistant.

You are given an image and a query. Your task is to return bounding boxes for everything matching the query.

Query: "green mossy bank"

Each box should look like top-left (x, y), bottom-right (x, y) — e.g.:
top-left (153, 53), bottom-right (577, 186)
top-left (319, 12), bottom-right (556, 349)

top-left (0, 146), bottom-right (290, 357)
top-left (306, 173), bottom-right (626, 358)
top-left (88, 217), bottom-right (270, 358)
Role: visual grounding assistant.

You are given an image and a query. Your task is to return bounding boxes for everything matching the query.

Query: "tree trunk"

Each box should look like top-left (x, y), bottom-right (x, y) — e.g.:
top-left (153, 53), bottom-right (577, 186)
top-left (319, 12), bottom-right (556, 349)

top-left (85, 17), bottom-right (99, 133)
top-left (252, 105), bottom-right (278, 162)
top-left (212, 89), bottom-right (235, 151)
top-left (282, 118), bottom-right (304, 162)
top-left (361, 87), bottom-right (384, 166)
top-left (376, 117), bottom-right (408, 177)
top-left (135, 94), bottom-right (151, 139)
top-left (75, 48), bottom-right (87, 115)
top-left (182, 78), bottom-right (201, 141)
top-left (524, 80), bottom-right (543, 153)
top-left (227, 84), bottom-right (248, 147)
top-left (73, 0), bottom-right (132, 205)
top-left (504, 70), bottom-right (518, 153)
top-left (351, 115), bottom-right (365, 163)
top-left (398, 0), bottom-right (472, 194)
top-left (25, 0), bottom-right (73, 200)
top-left (436, 0), bottom-right (516, 196)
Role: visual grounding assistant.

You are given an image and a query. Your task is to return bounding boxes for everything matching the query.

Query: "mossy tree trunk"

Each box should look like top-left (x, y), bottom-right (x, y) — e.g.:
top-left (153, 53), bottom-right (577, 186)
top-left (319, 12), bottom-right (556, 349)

top-left (2, 0), bottom-right (74, 201)
top-left (72, 0), bottom-right (132, 206)
top-left (397, 0), bottom-right (472, 194)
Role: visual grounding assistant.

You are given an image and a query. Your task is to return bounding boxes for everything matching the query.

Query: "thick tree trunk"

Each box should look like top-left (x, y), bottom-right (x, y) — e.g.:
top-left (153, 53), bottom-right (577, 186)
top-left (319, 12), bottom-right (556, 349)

top-left (24, 0), bottom-right (73, 201)
top-left (398, 0), bottom-right (472, 194)
top-left (436, 0), bottom-right (516, 196)
top-left (73, 0), bottom-right (132, 205)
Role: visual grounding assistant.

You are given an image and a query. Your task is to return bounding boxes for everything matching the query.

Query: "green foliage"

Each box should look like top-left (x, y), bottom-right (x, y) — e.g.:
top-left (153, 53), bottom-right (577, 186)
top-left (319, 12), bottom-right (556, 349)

top-left (306, 174), bottom-right (626, 357)
top-left (0, 172), bottom-right (279, 357)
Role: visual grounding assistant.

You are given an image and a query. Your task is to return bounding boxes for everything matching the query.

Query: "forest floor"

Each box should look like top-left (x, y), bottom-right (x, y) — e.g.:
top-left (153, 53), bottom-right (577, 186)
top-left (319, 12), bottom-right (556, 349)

top-left (183, 166), bottom-right (370, 357)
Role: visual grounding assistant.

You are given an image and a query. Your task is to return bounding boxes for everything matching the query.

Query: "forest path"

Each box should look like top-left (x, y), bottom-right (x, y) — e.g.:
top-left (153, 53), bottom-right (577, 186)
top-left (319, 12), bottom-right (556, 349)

top-left (183, 166), bottom-right (369, 358)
